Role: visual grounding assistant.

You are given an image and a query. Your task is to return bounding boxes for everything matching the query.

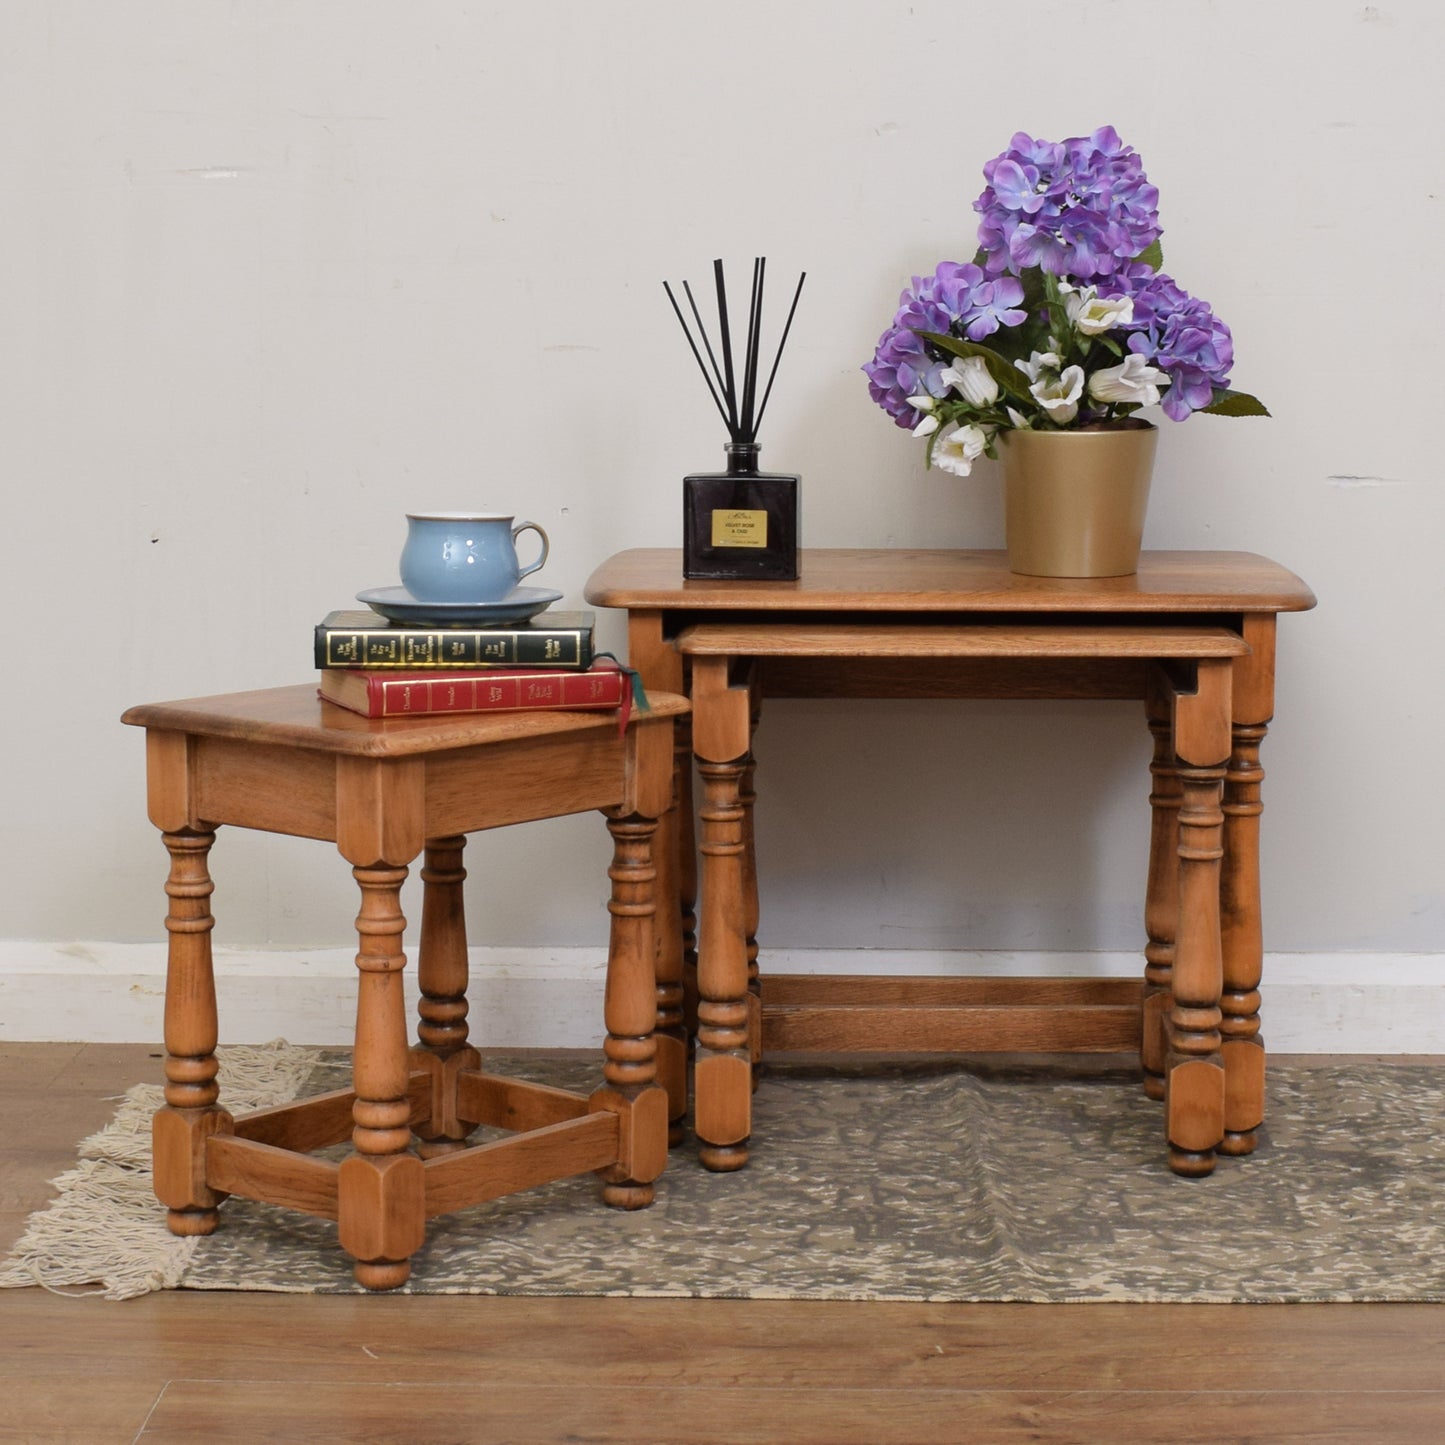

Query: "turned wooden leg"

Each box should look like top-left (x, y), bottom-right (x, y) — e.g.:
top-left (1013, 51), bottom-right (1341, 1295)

top-left (410, 836), bottom-right (481, 1158)
top-left (694, 756), bottom-right (752, 1171)
top-left (654, 723), bottom-right (692, 1147)
top-left (1142, 700), bottom-right (1182, 1102)
top-left (152, 828), bottom-right (235, 1237)
top-left (1220, 721), bottom-right (1269, 1155)
top-left (339, 863), bottom-right (425, 1291)
top-left (676, 711), bottom-right (700, 1055)
top-left (739, 746), bottom-right (763, 1084)
top-left (591, 812), bottom-right (669, 1209)
top-left (1166, 764), bottom-right (1228, 1177)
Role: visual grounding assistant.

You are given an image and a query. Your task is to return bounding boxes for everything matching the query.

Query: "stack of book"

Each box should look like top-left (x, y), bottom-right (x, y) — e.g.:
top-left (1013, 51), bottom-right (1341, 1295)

top-left (315, 608), bottom-right (633, 719)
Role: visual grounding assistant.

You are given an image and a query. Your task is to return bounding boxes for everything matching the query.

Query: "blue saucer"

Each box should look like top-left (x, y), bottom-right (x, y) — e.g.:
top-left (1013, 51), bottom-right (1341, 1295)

top-left (356, 585), bottom-right (564, 626)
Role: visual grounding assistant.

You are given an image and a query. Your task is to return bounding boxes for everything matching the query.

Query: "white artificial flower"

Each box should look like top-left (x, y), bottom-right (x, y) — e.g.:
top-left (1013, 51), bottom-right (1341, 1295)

top-left (907, 394), bottom-right (939, 436)
top-left (932, 421), bottom-right (989, 477)
top-left (1067, 287), bottom-right (1134, 336)
top-left (1087, 353), bottom-right (1169, 407)
top-left (1030, 365), bottom-right (1085, 425)
top-left (1006, 406), bottom-right (1031, 429)
top-left (1015, 350), bottom-right (1061, 383)
top-left (939, 355), bottom-right (1000, 408)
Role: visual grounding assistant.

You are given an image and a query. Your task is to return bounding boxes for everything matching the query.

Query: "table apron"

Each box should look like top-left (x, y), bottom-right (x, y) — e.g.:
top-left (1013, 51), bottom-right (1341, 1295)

top-left (753, 654), bottom-right (1150, 700)
top-left (179, 729), bottom-right (642, 848)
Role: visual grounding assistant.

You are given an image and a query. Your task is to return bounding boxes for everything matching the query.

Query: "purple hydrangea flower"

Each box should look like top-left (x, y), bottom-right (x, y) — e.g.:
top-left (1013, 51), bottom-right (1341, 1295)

top-left (863, 129), bottom-right (1258, 433)
top-left (987, 158), bottom-right (1049, 216)
top-left (984, 130), bottom-right (1066, 177)
top-left (862, 321), bottom-right (940, 429)
top-left (1107, 264), bottom-right (1187, 328)
top-left (892, 270), bottom-right (955, 342)
top-left (1112, 268), bottom-right (1234, 420)
top-left (862, 262), bottom-right (1027, 424)
top-left (974, 126), bottom-right (1160, 280)
top-left (931, 261), bottom-right (1029, 340)
top-left (863, 283), bottom-right (947, 428)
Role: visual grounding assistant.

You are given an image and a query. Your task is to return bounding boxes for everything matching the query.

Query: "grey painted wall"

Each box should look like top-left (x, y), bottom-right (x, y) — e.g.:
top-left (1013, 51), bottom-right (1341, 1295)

top-left (1, 1), bottom-right (1439, 968)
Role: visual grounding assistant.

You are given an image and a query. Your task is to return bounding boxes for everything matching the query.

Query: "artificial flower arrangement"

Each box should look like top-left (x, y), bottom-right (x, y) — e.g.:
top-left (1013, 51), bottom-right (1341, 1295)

top-left (863, 127), bottom-right (1267, 476)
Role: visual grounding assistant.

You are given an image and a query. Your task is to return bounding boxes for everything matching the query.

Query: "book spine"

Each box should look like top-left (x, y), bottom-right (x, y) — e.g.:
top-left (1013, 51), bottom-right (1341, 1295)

top-left (357, 668), bottom-right (626, 718)
top-left (316, 624), bottom-right (592, 670)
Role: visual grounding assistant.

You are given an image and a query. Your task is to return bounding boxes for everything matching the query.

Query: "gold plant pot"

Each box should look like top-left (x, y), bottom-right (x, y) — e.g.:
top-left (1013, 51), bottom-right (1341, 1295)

top-left (999, 422), bottom-right (1157, 578)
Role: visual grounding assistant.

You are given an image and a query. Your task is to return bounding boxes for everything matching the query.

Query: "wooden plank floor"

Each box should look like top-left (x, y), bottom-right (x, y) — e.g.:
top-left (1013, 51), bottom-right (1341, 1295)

top-left (3, 1043), bottom-right (1444, 1444)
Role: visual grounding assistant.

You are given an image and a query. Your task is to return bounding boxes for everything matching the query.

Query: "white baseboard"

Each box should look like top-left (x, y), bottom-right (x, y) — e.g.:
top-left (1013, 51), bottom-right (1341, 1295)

top-left (0, 942), bottom-right (1440, 1052)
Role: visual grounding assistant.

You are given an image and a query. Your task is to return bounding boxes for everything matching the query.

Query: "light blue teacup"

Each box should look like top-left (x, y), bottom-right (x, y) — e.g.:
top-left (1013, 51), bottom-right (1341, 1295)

top-left (399, 512), bottom-right (550, 605)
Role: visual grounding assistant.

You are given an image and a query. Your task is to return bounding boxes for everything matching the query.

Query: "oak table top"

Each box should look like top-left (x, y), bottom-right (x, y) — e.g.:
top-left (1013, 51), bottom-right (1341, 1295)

top-left (585, 548), bottom-right (1317, 615)
top-left (122, 682), bottom-right (688, 758)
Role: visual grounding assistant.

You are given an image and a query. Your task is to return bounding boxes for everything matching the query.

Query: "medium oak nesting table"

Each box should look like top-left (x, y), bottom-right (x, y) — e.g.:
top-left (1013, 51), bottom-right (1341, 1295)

top-left (123, 683), bottom-right (687, 1289)
top-left (584, 549), bottom-right (1315, 1178)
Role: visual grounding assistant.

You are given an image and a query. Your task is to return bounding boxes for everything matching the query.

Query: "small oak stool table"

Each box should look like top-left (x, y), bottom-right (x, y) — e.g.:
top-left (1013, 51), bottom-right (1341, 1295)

top-left (122, 683), bottom-right (687, 1290)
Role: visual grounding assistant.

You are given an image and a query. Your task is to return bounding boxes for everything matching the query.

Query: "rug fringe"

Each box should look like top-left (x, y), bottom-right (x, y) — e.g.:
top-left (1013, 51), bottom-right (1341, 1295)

top-left (0, 1040), bottom-right (319, 1301)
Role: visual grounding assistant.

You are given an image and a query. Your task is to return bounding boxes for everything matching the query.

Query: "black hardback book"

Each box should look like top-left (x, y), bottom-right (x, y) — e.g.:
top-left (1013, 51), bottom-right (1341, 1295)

top-left (315, 610), bottom-right (595, 670)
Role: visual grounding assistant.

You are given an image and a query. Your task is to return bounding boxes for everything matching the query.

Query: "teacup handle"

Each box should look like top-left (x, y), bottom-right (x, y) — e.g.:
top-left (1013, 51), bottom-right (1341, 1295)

top-left (512, 520), bottom-right (549, 580)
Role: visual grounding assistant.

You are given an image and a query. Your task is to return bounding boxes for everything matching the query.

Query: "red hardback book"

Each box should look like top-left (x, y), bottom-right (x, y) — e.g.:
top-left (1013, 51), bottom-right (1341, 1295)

top-left (318, 659), bottom-right (629, 719)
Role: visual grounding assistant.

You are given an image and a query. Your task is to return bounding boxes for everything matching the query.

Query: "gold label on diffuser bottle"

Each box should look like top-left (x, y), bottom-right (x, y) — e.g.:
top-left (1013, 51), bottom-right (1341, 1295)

top-left (711, 508), bottom-right (768, 548)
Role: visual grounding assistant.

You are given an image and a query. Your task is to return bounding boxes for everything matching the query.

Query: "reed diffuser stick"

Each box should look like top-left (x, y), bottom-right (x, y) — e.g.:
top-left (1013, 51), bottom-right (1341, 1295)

top-left (664, 257), bottom-right (807, 446)
top-left (753, 270), bottom-right (807, 436)
top-left (682, 280), bottom-right (731, 416)
top-left (713, 259), bottom-right (739, 440)
top-left (663, 281), bottom-right (731, 431)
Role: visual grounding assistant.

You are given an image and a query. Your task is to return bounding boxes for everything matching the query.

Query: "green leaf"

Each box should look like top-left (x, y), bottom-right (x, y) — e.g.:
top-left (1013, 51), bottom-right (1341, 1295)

top-left (1133, 239), bottom-right (1164, 271)
top-left (923, 419), bottom-right (941, 468)
top-left (1018, 266), bottom-right (1049, 314)
top-left (1199, 388), bottom-right (1271, 418)
top-left (1040, 272), bottom-right (1070, 322)
top-left (916, 331), bottom-right (1033, 403)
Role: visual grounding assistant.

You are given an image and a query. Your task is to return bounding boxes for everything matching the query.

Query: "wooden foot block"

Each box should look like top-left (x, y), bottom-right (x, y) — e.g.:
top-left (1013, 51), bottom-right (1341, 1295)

top-left (589, 1083), bottom-right (669, 1188)
top-left (153, 1105), bottom-right (234, 1233)
top-left (655, 1032), bottom-right (688, 1140)
top-left (1165, 1057), bottom-right (1225, 1175)
top-left (337, 1152), bottom-right (426, 1289)
top-left (1141, 990), bottom-right (1169, 1100)
top-left (1221, 1037), bottom-right (1266, 1156)
top-left (694, 1049), bottom-right (750, 1148)
top-left (409, 1043), bottom-right (482, 1145)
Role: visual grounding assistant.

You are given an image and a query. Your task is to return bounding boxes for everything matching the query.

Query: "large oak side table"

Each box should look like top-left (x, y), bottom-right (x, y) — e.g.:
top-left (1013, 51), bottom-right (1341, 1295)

top-left (584, 549), bottom-right (1316, 1178)
top-left (123, 684), bottom-right (687, 1289)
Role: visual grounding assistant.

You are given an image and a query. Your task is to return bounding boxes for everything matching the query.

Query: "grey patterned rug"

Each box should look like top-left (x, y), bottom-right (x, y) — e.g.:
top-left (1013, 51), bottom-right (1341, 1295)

top-left (5, 1042), bottom-right (1443, 1302)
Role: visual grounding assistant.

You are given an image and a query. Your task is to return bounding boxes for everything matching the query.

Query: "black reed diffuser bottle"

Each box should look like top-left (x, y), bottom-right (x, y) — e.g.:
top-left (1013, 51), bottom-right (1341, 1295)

top-left (665, 258), bottom-right (805, 580)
